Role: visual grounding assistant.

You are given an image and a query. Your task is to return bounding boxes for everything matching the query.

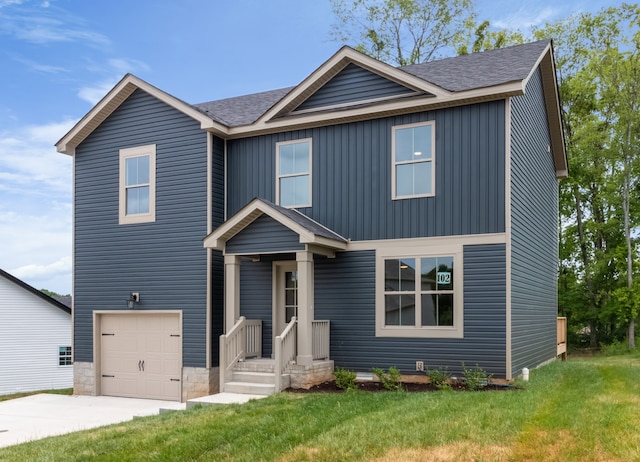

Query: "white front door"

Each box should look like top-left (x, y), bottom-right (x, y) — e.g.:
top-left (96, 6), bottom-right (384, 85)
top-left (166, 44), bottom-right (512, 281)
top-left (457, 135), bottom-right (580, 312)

top-left (273, 262), bottom-right (298, 339)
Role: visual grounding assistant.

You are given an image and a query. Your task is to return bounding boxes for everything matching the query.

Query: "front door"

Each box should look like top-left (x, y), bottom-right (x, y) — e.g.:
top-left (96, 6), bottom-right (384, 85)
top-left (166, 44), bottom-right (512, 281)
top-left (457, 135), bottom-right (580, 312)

top-left (274, 262), bottom-right (298, 340)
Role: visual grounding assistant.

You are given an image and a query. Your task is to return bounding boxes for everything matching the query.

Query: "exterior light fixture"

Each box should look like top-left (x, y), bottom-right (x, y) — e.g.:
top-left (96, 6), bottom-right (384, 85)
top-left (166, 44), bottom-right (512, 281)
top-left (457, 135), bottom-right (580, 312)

top-left (126, 292), bottom-right (140, 309)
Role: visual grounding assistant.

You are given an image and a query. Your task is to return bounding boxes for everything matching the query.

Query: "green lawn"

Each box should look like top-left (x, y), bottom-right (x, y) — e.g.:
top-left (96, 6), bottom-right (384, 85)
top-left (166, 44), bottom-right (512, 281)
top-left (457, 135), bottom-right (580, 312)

top-left (1, 356), bottom-right (640, 461)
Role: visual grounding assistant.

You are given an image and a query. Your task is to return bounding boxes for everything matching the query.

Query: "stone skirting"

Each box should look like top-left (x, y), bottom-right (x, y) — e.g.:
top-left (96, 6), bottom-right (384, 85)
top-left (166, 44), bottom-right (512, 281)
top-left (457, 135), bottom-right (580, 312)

top-left (73, 362), bottom-right (96, 396)
top-left (182, 366), bottom-right (219, 401)
top-left (288, 360), bottom-right (334, 389)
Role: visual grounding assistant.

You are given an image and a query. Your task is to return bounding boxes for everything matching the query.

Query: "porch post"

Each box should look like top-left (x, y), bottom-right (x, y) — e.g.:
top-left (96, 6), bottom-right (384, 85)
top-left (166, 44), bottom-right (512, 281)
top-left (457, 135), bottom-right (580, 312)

top-left (296, 250), bottom-right (314, 366)
top-left (224, 255), bottom-right (241, 333)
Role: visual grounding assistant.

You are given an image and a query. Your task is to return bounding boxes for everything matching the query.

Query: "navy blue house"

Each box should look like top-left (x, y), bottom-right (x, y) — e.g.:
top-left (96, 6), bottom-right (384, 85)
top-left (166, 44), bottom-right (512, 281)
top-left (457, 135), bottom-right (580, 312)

top-left (56, 40), bottom-right (566, 401)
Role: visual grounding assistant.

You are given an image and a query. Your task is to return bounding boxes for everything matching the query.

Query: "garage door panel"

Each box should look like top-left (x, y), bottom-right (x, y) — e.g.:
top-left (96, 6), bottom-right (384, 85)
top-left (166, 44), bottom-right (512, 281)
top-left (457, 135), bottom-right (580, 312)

top-left (99, 313), bottom-right (182, 401)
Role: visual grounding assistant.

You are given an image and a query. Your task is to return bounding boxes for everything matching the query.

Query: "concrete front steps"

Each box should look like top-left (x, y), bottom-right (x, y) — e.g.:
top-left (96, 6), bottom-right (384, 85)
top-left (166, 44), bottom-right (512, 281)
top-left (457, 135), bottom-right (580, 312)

top-left (223, 359), bottom-right (290, 396)
top-left (158, 359), bottom-right (286, 412)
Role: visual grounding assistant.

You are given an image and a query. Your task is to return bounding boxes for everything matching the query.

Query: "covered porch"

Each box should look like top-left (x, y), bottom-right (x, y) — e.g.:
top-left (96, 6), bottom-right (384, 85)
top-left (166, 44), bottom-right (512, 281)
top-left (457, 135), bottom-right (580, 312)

top-left (203, 198), bottom-right (348, 393)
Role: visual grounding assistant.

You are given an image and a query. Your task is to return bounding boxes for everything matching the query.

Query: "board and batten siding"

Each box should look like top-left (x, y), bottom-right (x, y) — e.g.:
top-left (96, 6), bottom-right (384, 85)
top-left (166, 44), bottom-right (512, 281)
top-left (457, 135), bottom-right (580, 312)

top-left (0, 277), bottom-right (72, 394)
top-left (296, 63), bottom-right (417, 111)
top-left (509, 67), bottom-right (559, 377)
top-left (74, 89), bottom-right (211, 367)
top-left (226, 215), bottom-right (304, 254)
top-left (311, 244), bottom-right (507, 377)
top-left (227, 100), bottom-right (506, 241)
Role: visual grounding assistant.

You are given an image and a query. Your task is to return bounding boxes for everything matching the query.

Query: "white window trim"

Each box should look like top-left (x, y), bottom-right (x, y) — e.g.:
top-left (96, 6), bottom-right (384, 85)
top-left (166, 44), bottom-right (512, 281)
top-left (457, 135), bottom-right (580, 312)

top-left (119, 144), bottom-right (156, 225)
top-left (375, 243), bottom-right (463, 338)
top-left (58, 346), bottom-right (73, 367)
top-left (275, 138), bottom-right (312, 208)
top-left (391, 120), bottom-right (436, 200)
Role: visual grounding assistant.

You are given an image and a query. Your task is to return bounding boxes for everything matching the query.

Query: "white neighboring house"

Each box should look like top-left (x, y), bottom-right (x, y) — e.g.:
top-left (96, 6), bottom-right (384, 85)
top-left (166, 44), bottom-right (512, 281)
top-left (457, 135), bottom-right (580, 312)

top-left (0, 269), bottom-right (73, 395)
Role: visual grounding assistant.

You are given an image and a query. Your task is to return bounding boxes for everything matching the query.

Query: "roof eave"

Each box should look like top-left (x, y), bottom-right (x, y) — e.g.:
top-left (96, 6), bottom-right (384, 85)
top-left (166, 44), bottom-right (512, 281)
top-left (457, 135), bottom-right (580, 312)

top-left (55, 74), bottom-right (229, 156)
top-left (223, 81), bottom-right (524, 139)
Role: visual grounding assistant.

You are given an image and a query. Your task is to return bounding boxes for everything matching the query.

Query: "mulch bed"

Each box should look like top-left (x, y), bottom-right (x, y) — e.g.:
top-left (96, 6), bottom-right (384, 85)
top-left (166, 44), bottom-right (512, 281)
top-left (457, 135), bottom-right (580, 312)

top-left (287, 380), bottom-right (518, 393)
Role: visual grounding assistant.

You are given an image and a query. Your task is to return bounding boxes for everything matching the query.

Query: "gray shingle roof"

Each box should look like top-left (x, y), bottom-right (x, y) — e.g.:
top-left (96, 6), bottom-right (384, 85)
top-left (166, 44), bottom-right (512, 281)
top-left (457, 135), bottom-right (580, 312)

top-left (192, 40), bottom-right (551, 127)
top-left (256, 198), bottom-right (348, 243)
top-left (194, 87), bottom-right (294, 126)
top-left (400, 40), bottom-right (550, 92)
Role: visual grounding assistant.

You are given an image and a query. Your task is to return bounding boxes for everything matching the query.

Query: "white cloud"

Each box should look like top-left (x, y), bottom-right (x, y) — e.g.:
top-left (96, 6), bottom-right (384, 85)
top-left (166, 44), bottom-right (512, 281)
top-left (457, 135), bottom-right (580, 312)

top-left (0, 2), bottom-right (110, 46)
top-left (492, 6), bottom-right (560, 31)
top-left (77, 59), bottom-right (149, 105)
top-left (10, 256), bottom-right (71, 280)
top-left (0, 119), bottom-right (73, 293)
top-left (14, 56), bottom-right (67, 74)
top-left (77, 78), bottom-right (119, 105)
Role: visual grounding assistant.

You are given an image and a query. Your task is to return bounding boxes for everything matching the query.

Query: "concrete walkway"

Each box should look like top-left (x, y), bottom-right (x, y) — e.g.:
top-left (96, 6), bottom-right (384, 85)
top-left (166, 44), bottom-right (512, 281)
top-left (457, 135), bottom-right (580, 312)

top-left (0, 394), bottom-right (179, 448)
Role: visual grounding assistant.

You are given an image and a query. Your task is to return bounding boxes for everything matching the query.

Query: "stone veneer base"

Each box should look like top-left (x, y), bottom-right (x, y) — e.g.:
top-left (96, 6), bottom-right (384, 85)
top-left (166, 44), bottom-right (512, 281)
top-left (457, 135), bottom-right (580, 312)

top-left (288, 360), bottom-right (334, 389)
top-left (73, 362), bottom-right (219, 402)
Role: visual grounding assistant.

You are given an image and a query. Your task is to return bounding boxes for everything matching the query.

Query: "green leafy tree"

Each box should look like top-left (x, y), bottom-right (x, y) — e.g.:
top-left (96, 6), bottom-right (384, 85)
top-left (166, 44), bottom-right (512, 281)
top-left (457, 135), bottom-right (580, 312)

top-left (329, 0), bottom-right (475, 65)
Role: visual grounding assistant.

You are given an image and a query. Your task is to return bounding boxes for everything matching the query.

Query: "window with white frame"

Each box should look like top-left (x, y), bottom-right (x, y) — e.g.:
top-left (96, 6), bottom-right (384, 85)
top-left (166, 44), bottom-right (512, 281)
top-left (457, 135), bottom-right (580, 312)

top-left (119, 144), bottom-right (156, 224)
top-left (376, 246), bottom-right (463, 338)
top-left (392, 121), bottom-right (435, 199)
top-left (276, 139), bottom-right (311, 208)
top-left (58, 346), bottom-right (72, 366)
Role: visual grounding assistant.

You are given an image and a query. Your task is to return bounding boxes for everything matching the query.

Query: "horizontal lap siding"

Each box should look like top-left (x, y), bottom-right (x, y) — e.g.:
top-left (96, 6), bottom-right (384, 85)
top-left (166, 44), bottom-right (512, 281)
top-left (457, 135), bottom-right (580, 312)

top-left (239, 260), bottom-right (274, 357)
top-left (210, 135), bottom-right (225, 366)
top-left (297, 63), bottom-right (416, 111)
top-left (314, 245), bottom-right (507, 377)
top-left (510, 67), bottom-right (558, 376)
top-left (74, 89), bottom-right (210, 367)
top-left (227, 101), bottom-right (505, 240)
top-left (226, 215), bottom-right (304, 254)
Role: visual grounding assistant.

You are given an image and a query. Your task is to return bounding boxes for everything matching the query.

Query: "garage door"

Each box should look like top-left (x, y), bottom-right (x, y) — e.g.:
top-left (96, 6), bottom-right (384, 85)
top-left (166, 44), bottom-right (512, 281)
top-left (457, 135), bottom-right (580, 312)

top-left (100, 312), bottom-right (181, 401)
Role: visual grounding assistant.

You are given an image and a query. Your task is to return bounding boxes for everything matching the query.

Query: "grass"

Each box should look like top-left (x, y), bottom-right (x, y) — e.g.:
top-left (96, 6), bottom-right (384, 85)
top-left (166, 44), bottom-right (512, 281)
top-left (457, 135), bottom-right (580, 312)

top-left (1, 356), bottom-right (640, 461)
top-left (0, 388), bottom-right (72, 403)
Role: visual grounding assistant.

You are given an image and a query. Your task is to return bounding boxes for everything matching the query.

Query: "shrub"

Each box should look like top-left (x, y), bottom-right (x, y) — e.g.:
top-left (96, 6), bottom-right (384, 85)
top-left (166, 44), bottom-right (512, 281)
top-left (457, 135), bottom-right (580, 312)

top-left (427, 366), bottom-right (452, 390)
top-left (462, 363), bottom-right (492, 391)
top-left (334, 367), bottom-right (358, 391)
top-left (372, 366), bottom-right (403, 391)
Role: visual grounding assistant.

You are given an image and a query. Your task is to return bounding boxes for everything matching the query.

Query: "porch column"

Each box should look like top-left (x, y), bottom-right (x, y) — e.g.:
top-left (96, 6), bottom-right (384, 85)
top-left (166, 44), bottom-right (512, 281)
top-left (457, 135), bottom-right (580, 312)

top-left (296, 250), bottom-right (314, 366)
top-left (224, 255), bottom-right (241, 333)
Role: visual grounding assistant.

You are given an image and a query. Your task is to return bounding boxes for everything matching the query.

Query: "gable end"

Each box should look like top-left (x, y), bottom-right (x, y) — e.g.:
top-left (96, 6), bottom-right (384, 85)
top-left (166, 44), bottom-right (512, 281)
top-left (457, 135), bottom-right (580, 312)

top-left (294, 63), bottom-right (428, 113)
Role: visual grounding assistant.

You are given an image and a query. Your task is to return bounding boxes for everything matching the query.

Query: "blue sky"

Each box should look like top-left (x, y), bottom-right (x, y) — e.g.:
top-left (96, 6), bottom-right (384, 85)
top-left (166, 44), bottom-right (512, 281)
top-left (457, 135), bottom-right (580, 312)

top-left (0, 0), bottom-right (616, 294)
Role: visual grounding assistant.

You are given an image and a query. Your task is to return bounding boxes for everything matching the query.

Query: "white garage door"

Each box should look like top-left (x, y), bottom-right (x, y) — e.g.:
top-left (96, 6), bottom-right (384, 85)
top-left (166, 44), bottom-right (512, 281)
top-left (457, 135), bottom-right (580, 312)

top-left (100, 312), bottom-right (181, 401)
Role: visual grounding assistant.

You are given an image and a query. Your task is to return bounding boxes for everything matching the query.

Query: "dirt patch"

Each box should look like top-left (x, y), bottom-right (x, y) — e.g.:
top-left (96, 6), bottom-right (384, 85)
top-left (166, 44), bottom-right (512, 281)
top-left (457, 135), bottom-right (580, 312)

top-left (287, 380), bottom-right (517, 393)
top-left (371, 443), bottom-right (512, 462)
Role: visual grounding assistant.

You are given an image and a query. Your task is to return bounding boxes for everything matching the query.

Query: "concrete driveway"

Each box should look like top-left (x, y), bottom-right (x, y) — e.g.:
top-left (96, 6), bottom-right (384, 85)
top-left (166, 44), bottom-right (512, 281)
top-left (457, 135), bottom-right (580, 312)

top-left (0, 394), bottom-right (183, 448)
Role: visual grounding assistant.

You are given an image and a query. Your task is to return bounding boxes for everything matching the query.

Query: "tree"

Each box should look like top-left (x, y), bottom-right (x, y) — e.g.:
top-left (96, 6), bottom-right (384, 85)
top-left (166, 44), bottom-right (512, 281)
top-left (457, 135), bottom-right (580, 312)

top-left (455, 19), bottom-right (525, 55)
top-left (535, 5), bottom-right (640, 349)
top-left (329, 0), bottom-right (475, 65)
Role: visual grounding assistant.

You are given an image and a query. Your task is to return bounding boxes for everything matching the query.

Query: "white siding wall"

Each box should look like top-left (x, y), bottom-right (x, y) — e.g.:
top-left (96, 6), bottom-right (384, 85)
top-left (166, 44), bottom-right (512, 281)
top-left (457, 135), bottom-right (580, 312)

top-left (0, 277), bottom-right (73, 395)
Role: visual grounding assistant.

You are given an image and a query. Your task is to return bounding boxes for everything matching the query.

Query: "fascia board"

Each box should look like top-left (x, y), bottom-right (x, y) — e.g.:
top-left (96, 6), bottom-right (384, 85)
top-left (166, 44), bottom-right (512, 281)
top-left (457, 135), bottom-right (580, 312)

top-left (224, 81), bottom-right (524, 138)
top-left (56, 74), bottom-right (228, 156)
top-left (522, 43), bottom-right (567, 178)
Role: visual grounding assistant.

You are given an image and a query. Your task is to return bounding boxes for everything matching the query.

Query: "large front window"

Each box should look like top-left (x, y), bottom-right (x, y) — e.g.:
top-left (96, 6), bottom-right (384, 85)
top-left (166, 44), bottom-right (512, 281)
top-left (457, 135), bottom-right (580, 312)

top-left (392, 121), bottom-right (435, 199)
top-left (376, 245), bottom-right (462, 338)
top-left (276, 139), bottom-right (311, 208)
top-left (119, 144), bottom-right (156, 224)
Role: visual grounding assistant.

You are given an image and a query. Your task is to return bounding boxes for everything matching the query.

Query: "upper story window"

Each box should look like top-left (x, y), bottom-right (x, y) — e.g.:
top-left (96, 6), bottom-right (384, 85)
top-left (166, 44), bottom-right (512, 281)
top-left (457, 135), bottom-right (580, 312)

top-left (392, 121), bottom-right (435, 199)
top-left (376, 244), bottom-right (463, 338)
top-left (276, 139), bottom-right (312, 208)
top-left (119, 144), bottom-right (156, 225)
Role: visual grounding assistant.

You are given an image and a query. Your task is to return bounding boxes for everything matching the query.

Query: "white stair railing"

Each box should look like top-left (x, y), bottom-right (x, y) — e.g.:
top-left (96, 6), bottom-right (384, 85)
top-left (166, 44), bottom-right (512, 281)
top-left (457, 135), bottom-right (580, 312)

top-left (219, 316), bottom-right (262, 392)
top-left (312, 320), bottom-right (330, 360)
top-left (274, 316), bottom-right (297, 392)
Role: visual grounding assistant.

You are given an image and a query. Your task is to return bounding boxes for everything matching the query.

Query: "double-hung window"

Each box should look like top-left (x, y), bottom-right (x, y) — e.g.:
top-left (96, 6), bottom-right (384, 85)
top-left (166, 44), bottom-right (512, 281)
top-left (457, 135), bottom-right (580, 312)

top-left (276, 139), bottom-right (311, 208)
top-left (392, 121), bottom-right (435, 199)
top-left (119, 144), bottom-right (156, 224)
top-left (58, 346), bottom-right (72, 366)
top-left (376, 245), bottom-right (463, 338)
